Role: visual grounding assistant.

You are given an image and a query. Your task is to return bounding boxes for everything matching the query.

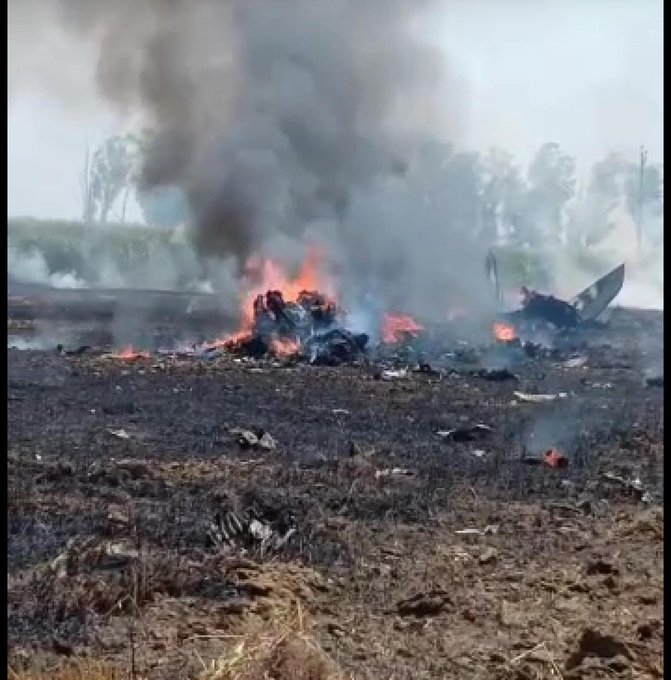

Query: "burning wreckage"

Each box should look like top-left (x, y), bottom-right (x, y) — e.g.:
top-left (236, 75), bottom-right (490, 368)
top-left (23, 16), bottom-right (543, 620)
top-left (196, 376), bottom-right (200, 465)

top-left (43, 250), bottom-right (627, 365)
top-left (204, 257), bottom-right (626, 364)
top-left (490, 258), bottom-right (625, 343)
top-left (218, 288), bottom-right (369, 364)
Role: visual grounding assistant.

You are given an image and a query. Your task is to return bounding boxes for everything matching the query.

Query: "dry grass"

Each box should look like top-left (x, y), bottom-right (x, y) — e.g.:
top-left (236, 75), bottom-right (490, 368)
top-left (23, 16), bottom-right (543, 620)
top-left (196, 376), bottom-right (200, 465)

top-left (9, 571), bottom-right (347, 680)
top-left (199, 604), bottom-right (348, 680)
top-left (8, 661), bottom-right (123, 680)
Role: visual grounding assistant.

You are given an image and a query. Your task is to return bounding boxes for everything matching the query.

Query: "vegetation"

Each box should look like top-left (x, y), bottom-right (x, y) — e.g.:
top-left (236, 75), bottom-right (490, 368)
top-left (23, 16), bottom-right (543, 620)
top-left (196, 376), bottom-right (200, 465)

top-left (8, 217), bottom-right (611, 292)
top-left (9, 138), bottom-right (662, 291)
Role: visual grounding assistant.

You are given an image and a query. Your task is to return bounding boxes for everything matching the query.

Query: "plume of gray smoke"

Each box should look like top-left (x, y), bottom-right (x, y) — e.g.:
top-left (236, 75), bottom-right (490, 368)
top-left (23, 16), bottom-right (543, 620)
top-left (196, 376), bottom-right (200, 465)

top-left (52, 0), bottom-right (495, 323)
top-left (9, 246), bottom-right (86, 289)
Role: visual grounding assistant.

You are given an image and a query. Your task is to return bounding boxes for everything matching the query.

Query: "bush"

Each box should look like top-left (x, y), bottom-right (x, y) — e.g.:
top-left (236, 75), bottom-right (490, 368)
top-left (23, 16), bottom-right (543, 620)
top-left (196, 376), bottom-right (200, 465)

top-left (8, 218), bottom-right (183, 284)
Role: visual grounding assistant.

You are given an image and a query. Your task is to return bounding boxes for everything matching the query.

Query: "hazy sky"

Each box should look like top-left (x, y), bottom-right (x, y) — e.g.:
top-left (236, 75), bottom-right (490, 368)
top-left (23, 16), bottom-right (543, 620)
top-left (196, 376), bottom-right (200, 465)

top-left (8, 0), bottom-right (663, 220)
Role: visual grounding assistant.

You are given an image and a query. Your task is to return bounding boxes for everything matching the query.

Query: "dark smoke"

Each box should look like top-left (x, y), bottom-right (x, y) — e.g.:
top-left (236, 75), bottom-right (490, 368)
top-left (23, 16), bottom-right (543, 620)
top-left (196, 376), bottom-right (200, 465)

top-left (53, 0), bottom-right (492, 327)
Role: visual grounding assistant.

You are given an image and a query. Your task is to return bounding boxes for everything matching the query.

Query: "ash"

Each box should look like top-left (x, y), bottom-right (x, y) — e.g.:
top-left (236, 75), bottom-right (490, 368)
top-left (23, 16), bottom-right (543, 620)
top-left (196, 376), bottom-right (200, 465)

top-left (7, 293), bottom-right (664, 677)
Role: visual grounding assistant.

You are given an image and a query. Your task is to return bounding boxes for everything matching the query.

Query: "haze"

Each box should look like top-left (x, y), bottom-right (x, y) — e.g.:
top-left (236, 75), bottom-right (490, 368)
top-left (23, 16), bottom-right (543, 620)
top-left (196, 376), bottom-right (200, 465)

top-left (8, 0), bottom-right (663, 220)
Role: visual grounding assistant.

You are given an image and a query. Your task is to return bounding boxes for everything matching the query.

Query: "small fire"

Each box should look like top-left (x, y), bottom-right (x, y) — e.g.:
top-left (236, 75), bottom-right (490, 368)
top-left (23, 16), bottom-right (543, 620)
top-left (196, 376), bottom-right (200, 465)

top-left (382, 314), bottom-right (424, 344)
top-left (114, 346), bottom-right (151, 361)
top-left (493, 322), bottom-right (518, 342)
top-left (270, 337), bottom-right (301, 357)
top-left (543, 449), bottom-right (568, 468)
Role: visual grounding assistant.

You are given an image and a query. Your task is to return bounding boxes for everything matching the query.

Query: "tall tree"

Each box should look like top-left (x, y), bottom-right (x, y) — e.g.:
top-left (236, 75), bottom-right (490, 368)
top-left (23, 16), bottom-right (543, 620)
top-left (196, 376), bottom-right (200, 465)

top-left (81, 134), bottom-right (141, 225)
top-left (526, 142), bottom-right (576, 244)
top-left (481, 147), bottom-right (527, 243)
top-left (567, 153), bottom-right (625, 246)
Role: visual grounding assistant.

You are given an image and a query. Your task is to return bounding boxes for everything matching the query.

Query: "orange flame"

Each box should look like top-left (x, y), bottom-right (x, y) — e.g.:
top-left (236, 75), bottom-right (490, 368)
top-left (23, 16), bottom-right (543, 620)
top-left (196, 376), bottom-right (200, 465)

top-left (270, 337), bottom-right (301, 357)
top-left (493, 322), bottom-right (517, 342)
top-left (113, 346), bottom-right (151, 361)
top-left (382, 314), bottom-right (424, 344)
top-left (210, 247), bottom-right (337, 352)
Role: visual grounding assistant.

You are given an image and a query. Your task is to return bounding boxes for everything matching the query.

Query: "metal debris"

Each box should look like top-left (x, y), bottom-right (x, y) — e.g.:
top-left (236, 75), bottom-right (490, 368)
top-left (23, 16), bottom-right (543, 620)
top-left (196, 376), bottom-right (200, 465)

top-left (601, 471), bottom-right (652, 502)
top-left (57, 344), bottom-right (91, 357)
top-left (208, 505), bottom-right (296, 554)
top-left (437, 424), bottom-right (493, 442)
top-left (381, 368), bottom-right (408, 380)
top-left (563, 355), bottom-right (588, 369)
top-left (472, 367), bottom-right (518, 382)
top-left (513, 391), bottom-right (568, 403)
top-left (106, 427), bottom-right (131, 439)
top-left (230, 428), bottom-right (277, 451)
top-left (332, 408), bottom-right (351, 416)
top-left (374, 467), bottom-right (415, 479)
top-left (455, 524), bottom-right (499, 536)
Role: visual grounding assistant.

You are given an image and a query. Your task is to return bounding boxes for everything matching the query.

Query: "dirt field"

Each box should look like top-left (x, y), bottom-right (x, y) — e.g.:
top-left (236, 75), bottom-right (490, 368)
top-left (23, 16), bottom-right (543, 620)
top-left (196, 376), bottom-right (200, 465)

top-left (7, 305), bottom-right (664, 679)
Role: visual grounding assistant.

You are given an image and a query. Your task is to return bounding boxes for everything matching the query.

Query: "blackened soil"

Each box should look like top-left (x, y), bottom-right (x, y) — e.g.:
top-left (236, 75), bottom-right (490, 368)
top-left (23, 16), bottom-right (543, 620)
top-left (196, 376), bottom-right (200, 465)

top-left (7, 306), bottom-right (664, 679)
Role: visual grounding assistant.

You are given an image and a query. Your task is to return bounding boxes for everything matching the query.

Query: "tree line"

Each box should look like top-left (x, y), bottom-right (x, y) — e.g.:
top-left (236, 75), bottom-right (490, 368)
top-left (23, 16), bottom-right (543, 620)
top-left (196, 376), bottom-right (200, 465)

top-left (82, 134), bottom-right (663, 250)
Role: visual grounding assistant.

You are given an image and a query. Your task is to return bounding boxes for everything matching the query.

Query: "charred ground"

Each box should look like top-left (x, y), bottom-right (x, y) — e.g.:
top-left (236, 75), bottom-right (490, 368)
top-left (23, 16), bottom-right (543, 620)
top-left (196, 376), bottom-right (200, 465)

top-left (7, 302), bottom-right (664, 679)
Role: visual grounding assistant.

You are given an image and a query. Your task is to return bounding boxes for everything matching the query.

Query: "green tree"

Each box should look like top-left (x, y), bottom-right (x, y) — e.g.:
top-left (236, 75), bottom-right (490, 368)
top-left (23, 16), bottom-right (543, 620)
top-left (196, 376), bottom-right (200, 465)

top-left (82, 134), bottom-right (142, 224)
top-left (567, 153), bottom-right (625, 246)
top-left (525, 142), bottom-right (576, 244)
top-left (481, 147), bottom-right (527, 244)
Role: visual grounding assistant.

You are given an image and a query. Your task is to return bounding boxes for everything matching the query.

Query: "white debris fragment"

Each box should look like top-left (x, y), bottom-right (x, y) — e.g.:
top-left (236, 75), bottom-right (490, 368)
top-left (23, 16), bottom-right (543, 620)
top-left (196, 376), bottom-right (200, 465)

top-left (563, 356), bottom-right (588, 369)
top-left (513, 391), bottom-right (568, 403)
top-left (381, 368), bottom-right (408, 380)
top-left (106, 428), bottom-right (131, 439)
top-left (375, 467), bottom-right (415, 479)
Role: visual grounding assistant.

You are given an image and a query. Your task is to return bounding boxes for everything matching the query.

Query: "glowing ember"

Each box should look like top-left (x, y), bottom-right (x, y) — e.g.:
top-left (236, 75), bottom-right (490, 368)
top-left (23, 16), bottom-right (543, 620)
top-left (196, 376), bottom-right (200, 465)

top-left (543, 449), bottom-right (568, 468)
top-left (492, 322), bottom-right (517, 342)
top-left (382, 314), bottom-right (424, 344)
top-left (114, 346), bottom-right (151, 361)
top-left (270, 337), bottom-right (301, 357)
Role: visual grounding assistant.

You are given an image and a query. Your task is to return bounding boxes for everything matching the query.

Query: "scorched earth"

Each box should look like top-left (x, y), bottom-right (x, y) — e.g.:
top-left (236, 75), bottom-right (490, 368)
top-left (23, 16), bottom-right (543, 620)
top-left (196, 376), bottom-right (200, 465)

top-left (7, 301), bottom-right (664, 679)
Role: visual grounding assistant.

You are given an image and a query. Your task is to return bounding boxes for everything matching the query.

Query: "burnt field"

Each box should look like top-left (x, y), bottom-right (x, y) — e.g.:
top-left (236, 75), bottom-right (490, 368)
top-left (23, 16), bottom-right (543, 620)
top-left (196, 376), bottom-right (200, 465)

top-left (7, 301), bottom-right (665, 679)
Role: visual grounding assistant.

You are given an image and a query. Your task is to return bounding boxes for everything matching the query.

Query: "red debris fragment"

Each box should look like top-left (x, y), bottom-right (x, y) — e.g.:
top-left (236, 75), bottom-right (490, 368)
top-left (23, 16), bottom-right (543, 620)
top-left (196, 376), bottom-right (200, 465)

top-left (543, 449), bottom-right (568, 468)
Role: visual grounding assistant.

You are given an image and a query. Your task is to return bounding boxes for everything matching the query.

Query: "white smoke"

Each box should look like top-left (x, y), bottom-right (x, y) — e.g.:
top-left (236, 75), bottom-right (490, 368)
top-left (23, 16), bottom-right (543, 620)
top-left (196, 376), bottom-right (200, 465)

top-left (9, 246), bottom-right (85, 289)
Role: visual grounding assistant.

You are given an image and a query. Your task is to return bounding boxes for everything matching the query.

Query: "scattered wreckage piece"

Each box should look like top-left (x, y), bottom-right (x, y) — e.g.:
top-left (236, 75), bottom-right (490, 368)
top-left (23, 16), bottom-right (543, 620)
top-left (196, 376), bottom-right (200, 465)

top-left (229, 428), bottom-right (277, 451)
top-left (513, 391), bottom-right (568, 403)
top-left (497, 263), bottom-right (625, 332)
top-left (106, 427), bottom-right (131, 440)
top-left (601, 471), bottom-right (653, 502)
top-left (57, 344), bottom-right (91, 357)
top-left (374, 467), bottom-right (415, 479)
top-left (437, 424), bottom-right (493, 442)
top-left (207, 505), bottom-right (296, 554)
top-left (563, 355), bottom-right (589, 369)
top-left (569, 263), bottom-right (625, 322)
top-left (520, 449), bottom-right (569, 468)
top-left (305, 328), bottom-right (368, 365)
top-left (455, 524), bottom-right (499, 536)
top-left (471, 367), bottom-right (518, 382)
top-left (380, 368), bottom-right (409, 381)
top-left (519, 288), bottom-right (583, 329)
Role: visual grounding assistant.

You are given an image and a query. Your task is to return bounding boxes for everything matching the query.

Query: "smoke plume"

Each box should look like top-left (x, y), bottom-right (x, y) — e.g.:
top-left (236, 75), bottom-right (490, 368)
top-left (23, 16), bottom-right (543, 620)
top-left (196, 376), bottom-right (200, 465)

top-left (48, 0), bottom-right (494, 322)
